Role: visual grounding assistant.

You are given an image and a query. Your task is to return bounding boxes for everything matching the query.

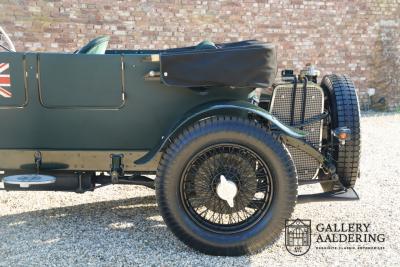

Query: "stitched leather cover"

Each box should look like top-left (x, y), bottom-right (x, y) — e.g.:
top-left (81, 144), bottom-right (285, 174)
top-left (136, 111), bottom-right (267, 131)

top-left (160, 40), bottom-right (277, 88)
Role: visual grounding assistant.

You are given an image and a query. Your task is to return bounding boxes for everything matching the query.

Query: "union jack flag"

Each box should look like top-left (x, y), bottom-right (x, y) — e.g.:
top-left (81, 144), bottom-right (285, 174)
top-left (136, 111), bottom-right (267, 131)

top-left (0, 63), bottom-right (12, 98)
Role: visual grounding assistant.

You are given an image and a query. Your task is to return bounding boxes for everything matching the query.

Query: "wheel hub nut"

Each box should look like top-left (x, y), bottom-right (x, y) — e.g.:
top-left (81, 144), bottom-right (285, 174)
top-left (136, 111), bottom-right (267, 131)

top-left (216, 175), bottom-right (238, 208)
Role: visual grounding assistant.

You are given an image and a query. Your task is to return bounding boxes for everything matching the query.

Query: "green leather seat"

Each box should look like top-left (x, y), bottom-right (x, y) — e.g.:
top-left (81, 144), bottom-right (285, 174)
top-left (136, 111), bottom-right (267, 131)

top-left (76, 36), bottom-right (110, 54)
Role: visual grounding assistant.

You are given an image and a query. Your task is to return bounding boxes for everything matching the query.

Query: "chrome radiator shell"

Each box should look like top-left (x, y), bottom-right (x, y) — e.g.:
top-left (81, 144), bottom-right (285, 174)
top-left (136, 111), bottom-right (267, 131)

top-left (269, 81), bottom-right (324, 180)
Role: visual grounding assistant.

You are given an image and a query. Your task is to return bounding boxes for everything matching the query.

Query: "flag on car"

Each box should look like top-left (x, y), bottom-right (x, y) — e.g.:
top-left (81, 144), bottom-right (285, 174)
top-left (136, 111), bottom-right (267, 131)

top-left (0, 63), bottom-right (12, 98)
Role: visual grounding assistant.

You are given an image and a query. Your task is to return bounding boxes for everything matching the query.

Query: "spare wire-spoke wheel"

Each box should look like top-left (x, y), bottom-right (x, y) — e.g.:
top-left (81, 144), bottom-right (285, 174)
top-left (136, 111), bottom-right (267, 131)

top-left (156, 116), bottom-right (297, 256)
top-left (0, 26), bottom-right (16, 52)
top-left (320, 74), bottom-right (361, 191)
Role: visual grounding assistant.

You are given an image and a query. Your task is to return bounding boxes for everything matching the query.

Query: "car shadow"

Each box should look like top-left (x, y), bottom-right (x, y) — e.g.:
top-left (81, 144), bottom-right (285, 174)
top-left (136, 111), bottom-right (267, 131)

top-left (0, 193), bottom-right (252, 265)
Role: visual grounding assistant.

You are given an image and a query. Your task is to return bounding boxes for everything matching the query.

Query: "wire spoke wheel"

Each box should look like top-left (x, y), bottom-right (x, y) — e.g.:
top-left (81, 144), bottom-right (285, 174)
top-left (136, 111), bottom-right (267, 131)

top-left (0, 26), bottom-right (16, 52)
top-left (320, 74), bottom-right (361, 191)
top-left (181, 144), bottom-right (274, 233)
top-left (156, 117), bottom-right (297, 255)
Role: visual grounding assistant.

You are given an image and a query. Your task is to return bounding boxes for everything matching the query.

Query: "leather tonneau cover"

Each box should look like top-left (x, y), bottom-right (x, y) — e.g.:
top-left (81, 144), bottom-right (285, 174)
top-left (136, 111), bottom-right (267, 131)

top-left (160, 40), bottom-right (277, 88)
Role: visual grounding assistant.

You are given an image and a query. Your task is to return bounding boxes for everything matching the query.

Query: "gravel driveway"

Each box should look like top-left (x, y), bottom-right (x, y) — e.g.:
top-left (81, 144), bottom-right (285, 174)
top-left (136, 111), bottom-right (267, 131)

top-left (1, 113), bottom-right (399, 267)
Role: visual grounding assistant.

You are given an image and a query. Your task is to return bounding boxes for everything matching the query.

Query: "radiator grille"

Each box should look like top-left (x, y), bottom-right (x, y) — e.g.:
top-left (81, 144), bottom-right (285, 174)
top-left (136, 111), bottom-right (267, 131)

top-left (270, 82), bottom-right (324, 180)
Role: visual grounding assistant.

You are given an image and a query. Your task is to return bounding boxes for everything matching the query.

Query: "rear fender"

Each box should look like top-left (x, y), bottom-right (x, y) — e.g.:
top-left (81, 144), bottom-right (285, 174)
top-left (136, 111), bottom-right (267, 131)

top-left (135, 100), bottom-right (306, 164)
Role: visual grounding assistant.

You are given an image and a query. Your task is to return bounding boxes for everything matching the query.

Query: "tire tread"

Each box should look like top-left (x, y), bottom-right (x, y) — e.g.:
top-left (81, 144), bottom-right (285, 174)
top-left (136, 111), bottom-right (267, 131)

top-left (156, 116), bottom-right (297, 255)
top-left (321, 74), bottom-right (361, 188)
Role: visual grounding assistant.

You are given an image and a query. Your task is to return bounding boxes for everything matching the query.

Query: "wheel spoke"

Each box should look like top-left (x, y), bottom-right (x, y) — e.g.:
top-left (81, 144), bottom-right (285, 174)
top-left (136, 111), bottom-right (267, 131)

top-left (182, 144), bottom-right (274, 232)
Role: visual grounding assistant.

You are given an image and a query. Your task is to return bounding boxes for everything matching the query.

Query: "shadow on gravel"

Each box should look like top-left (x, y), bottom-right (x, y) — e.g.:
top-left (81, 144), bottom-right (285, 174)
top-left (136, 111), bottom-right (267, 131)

top-left (0, 194), bottom-right (252, 265)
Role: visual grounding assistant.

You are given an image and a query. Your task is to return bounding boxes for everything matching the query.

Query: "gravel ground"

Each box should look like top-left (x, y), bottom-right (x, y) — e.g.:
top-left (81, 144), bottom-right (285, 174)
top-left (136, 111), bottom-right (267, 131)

top-left (0, 113), bottom-right (399, 267)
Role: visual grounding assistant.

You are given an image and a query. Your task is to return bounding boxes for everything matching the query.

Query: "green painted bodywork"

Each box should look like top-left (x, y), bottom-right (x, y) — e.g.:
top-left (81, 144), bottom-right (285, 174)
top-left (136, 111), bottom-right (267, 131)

top-left (0, 52), bottom-right (246, 150)
top-left (0, 51), bottom-right (303, 170)
top-left (135, 100), bottom-right (306, 164)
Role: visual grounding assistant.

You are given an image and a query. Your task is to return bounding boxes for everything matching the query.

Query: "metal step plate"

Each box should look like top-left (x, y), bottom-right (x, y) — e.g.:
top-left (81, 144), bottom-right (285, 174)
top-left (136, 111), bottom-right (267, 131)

top-left (3, 174), bottom-right (56, 188)
top-left (297, 188), bottom-right (360, 204)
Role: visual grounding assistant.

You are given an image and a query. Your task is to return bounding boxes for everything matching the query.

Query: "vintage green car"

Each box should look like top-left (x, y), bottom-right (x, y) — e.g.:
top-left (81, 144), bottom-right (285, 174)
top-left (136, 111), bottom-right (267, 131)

top-left (0, 32), bottom-right (360, 255)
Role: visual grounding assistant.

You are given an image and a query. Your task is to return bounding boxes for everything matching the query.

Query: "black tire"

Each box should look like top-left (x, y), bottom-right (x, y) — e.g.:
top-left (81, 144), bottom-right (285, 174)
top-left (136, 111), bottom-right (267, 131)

top-left (155, 116), bottom-right (297, 256)
top-left (320, 74), bottom-right (361, 191)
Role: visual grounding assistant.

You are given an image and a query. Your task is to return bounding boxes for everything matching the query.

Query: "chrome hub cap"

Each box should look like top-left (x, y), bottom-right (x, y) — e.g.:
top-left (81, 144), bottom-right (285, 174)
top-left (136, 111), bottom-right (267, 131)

top-left (216, 175), bottom-right (238, 208)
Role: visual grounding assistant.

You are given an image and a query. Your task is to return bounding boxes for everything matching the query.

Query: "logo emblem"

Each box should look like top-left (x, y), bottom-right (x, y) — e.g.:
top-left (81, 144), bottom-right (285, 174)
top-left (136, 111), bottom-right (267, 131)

top-left (285, 219), bottom-right (311, 256)
top-left (0, 62), bottom-right (12, 98)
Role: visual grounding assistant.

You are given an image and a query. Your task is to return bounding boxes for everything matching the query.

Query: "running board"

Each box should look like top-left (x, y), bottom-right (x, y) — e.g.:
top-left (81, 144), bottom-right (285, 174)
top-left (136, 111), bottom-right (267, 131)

top-left (297, 188), bottom-right (359, 204)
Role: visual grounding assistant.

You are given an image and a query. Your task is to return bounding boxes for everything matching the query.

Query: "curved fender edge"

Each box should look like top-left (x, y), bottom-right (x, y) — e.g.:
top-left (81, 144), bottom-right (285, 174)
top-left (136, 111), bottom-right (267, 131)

top-left (135, 100), bottom-right (307, 165)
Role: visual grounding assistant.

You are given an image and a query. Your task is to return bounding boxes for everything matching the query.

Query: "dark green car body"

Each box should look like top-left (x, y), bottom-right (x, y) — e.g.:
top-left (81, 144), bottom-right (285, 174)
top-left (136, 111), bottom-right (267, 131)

top-left (0, 33), bottom-right (362, 256)
top-left (0, 51), bottom-right (302, 172)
